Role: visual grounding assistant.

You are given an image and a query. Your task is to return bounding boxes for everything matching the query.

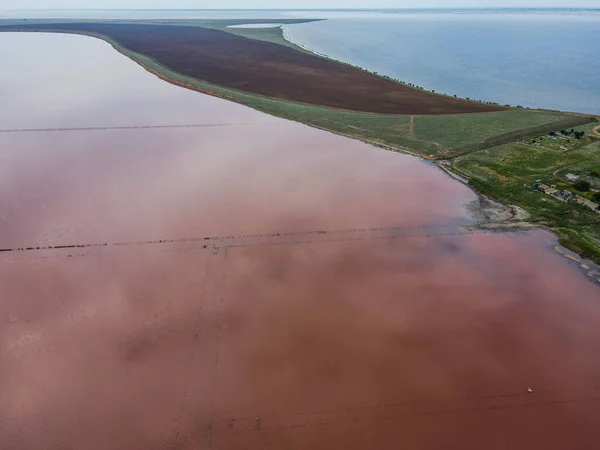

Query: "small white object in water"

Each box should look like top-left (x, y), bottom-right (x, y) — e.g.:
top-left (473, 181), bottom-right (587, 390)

top-left (527, 387), bottom-right (533, 393)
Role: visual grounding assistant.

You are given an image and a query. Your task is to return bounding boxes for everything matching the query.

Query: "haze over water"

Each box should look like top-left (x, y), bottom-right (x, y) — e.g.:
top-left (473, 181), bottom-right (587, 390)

top-left (1, 32), bottom-right (600, 450)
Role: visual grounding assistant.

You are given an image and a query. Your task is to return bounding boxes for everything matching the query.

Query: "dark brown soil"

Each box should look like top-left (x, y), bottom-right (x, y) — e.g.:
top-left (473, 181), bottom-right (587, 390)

top-left (0, 22), bottom-right (505, 115)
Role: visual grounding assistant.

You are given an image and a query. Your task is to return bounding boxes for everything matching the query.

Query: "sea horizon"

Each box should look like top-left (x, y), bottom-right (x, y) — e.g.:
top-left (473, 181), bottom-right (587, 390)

top-left (3, 7), bottom-right (600, 12)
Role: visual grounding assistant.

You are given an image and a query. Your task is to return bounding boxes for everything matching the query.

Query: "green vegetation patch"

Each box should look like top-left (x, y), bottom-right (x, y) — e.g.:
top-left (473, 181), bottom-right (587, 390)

top-left (216, 25), bottom-right (306, 51)
top-left (455, 136), bottom-right (600, 262)
top-left (147, 19), bottom-right (316, 51)
top-left (233, 95), bottom-right (414, 147)
top-left (413, 110), bottom-right (592, 156)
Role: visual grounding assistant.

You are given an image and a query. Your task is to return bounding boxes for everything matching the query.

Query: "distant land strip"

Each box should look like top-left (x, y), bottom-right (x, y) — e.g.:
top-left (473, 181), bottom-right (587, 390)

top-left (0, 22), bottom-right (503, 115)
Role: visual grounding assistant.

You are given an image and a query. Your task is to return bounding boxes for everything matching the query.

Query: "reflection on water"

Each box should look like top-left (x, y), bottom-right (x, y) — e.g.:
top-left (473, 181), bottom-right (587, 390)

top-left (1, 33), bottom-right (599, 450)
top-left (0, 33), bottom-right (472, 248)
top-left (0, 33), bottom-right (277, 130)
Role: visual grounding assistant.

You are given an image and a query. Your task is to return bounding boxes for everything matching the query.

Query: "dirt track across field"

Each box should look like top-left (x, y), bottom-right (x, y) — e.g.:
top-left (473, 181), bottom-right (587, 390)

top-left (0, 23), bottom-right (505, 115)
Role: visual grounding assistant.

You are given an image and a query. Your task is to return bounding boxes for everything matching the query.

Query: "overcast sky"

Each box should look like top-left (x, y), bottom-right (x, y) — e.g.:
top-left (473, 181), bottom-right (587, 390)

top-left (3, 1), bottom-right (600, 10)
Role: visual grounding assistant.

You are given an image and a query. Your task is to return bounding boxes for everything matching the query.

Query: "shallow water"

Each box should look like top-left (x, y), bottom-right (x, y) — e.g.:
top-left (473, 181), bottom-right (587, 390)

top-left (1, 33), bottom-right (599, 450)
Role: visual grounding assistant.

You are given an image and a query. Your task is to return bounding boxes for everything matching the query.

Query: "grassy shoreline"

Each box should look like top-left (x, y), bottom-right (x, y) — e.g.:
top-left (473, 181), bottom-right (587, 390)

top-left (1, 22), bottom-right (598, 265)
top-left (452, 125), bottom-right (600, 264)
top-left (223, 24), bottom-right (600, 266)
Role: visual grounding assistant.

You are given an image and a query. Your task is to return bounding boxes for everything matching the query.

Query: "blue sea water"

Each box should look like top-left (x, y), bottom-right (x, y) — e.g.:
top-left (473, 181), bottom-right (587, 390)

top-left (3, 8), bottom-right (599, 114)
top-left (283, 10), bottom-right (600, 114)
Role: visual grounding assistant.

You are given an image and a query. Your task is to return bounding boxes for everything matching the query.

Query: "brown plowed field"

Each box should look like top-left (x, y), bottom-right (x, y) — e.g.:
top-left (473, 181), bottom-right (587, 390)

top-left (0, 22), bottom-right (505, 115)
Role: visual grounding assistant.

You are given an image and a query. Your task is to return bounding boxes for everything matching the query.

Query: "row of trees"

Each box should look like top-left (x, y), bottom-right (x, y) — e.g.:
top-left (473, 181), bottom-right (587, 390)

top-left (550, 129), bottom-right (586, 139)
top-left (346, 65), bottom-right (511, 107)
top-left (573, 180), bottom-right (591, 191)
top-left (572, 180), bottom-right (600, 203)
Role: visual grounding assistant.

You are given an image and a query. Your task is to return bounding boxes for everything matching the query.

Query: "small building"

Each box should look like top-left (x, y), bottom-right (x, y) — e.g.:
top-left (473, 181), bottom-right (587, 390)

top-left (537, 184), bottom-right (551, 193)
top-left (553, 190), bottom-right (576, 202)
top-left (565, 173), bottom-right (580, 182)
top-left (587, 201), bottom-right (599, 212)
top-left (576, 197), bottom-right (600, 211)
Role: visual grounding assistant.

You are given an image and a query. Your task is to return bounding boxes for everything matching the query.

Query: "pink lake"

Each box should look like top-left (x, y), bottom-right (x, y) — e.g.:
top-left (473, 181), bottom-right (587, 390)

top-left (1, 32), bottom-right (599, 450)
